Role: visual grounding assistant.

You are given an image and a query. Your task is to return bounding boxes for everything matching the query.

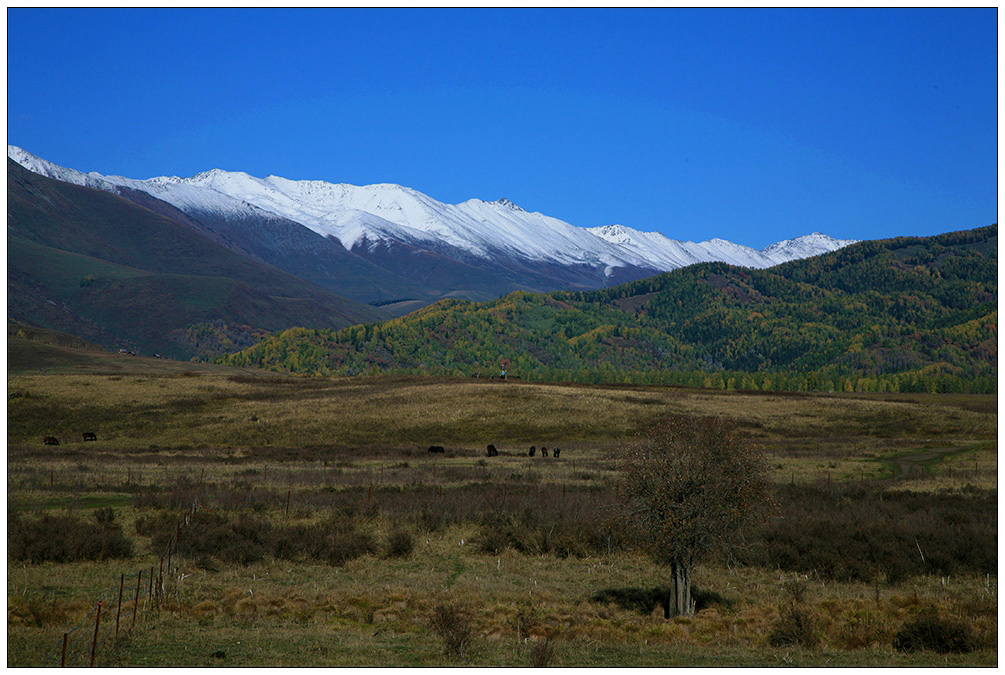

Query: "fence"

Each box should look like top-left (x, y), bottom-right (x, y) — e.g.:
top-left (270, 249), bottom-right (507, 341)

top-left (41, 501), bottom-right (200, 667)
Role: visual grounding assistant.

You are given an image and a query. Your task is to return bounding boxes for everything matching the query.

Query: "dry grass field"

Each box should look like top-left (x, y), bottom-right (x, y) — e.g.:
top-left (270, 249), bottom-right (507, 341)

top-left (7, 342), bottom-right (998, 666)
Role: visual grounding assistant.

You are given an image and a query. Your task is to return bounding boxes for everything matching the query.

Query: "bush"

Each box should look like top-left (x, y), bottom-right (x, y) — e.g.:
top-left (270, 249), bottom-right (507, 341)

top-left (384, 530), bottom-right (414, 559)
top-left (893, 610), bottom-right (978, 654)
top-left (737, 484), bottom-right (997, 583)
top-left (430, 603), bottom-right (474, 657)
top-left (9, 513), bottom-right (132, 563)
top-left (769, 605), bottom-right (818, 648)
top-left (769, 579), bottom-right (818, 648)
top-left (528, 638), bottom-right (556, 667)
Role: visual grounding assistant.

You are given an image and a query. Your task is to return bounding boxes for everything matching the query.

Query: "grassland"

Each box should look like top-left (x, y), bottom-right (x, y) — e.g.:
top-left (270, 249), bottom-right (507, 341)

top-left (7, 340), bottom-right (998, 667)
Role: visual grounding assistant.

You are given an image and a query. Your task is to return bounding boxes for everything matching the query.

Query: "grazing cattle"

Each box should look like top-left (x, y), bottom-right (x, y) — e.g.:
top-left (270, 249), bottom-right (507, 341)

top-left (486, 444), bottom-right (499, 457)
top-left (428, 445), bottom-right (445, 454)
top-left (541, 447), bottom-right (549, 457)
top-left (43, 436), bottom-right (59, 446)
top-left (83, 432), bottom-right (97, 442)
top-left (528, 446), bottom-right (536, 457)
top-left (553, 448), bottom-right (560, 458)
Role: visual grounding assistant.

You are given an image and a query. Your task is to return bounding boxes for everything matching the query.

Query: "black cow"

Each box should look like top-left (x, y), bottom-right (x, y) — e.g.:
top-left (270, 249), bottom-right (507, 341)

top-left (428, 445), bottom-right (445, 454)
top-left (43, 436), bottom-right (59, 446)
top-left (541, 447), bottom-right (549, 457)
top-left (486, 444), bottom-right (499, 457)
top-left (83, 432), bottom-right (97, 442)
top-left (528, 446), bottom-right (536, 457)
top-left (553, 448), bottom-right (561, 458)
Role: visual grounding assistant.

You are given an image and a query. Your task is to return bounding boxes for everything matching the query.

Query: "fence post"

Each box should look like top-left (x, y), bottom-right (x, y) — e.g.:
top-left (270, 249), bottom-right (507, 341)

top-left (61, 632), bottom-right (68, 667)
top-left (158, 557), bottom-right (164, 606)
top-left (148, 566), bottom-right (154, 608)
top-left (115, 573), bottom-right (124, 637)
top-left (89, 601), bottom-right (102, 667)
top-left (132, 570), bottom-right (142, 630)
top-left (286, 489), bottom-right (291, 516)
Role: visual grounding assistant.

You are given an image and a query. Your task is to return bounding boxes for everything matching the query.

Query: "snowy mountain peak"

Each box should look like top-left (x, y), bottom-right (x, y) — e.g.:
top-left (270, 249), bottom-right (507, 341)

top-left (7, 145), bottom-right (859, 282)
top-left (494, 197), bottom-right (525, 212)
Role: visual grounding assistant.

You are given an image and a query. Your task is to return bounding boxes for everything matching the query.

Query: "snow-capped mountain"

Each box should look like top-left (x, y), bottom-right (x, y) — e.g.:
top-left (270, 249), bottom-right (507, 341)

top-left (589, 224), bottom-right (856, 270)
top-left (7, 146), bottom-right (858, 300)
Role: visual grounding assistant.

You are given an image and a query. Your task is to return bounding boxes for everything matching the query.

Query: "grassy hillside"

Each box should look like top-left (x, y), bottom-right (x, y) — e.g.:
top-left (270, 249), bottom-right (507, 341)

top-left (7, 159), bottom-right (385, 358)
top-left (223, 225), bottom-right (997, 393)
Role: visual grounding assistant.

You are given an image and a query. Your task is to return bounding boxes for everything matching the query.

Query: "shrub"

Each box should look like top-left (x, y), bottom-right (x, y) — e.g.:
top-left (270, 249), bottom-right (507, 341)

top-left (769, 605), bottom-right (818, 648)
top-left (893, 610), bottom-right (978, 654)
top-left (769, 579), bottom-right (818, 648)
top-left (430, 603), bottom-right (474, 657)
top-left (528, 638), bottom-right (556, 667)
top-left (93, 507), bottom-right (116, 524)
top-left (9, 513), bottom-right (132, 563)
top-left (384, 530), bottom-right (414, 559)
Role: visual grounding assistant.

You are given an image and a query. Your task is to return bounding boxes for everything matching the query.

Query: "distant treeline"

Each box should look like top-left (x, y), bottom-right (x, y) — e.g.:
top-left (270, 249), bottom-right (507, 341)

top-left (221, 225), bottom-right (997, 394)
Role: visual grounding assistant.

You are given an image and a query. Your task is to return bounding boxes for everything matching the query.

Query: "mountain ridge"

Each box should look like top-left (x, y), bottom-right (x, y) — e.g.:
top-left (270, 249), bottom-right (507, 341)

top-left (7, 158), bottom-right (386, 358)
top-left (8, 146), bottom-right (858, 300)
top-left (221, 224), bottom-right (997, 393)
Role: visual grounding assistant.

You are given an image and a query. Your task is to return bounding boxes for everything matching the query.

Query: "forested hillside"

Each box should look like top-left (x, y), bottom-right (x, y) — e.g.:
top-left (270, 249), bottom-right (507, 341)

top-left (222, 226), bottom-right (997, 393)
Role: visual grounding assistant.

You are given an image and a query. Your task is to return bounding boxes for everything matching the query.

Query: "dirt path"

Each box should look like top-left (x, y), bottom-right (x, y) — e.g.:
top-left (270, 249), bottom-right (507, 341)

top-left (886, 446), bottom-right (960, 479)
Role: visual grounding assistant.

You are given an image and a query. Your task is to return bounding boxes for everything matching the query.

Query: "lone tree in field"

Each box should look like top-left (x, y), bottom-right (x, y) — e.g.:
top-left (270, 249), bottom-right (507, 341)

top-left (617, 414), bottom-right (771, 618)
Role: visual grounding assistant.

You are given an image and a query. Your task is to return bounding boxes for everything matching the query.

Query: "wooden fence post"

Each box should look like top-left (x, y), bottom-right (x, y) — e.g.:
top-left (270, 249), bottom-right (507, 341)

top-left (148, 566), bottom-right (154, 608)
top-left (115, 573), bottom-right (124, 637)
top-left (89, 601), bottom-right (102, 667)
top-left (61, 632), bottom-right (68, 667)
top-left (286, 489), bottom-right (291, 516)
top-left (132, 570), bottom-right (142, 630)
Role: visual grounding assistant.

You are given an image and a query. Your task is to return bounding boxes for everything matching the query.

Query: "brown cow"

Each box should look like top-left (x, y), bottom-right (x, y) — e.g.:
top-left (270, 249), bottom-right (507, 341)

top-left (43, 436), bottom-right (59, 446)
top-left (541, 447), bottom-right (549, 457)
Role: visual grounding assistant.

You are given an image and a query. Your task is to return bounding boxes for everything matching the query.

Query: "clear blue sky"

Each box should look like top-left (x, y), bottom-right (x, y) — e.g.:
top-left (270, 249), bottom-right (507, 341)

top-left (7, 8), bottom-right (997, 248)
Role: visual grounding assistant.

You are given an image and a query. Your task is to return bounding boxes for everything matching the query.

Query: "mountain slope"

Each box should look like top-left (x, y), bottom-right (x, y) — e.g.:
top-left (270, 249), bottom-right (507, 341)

top-left (7, 159), bottom-right (385, 359)
top-left (8, 146), bottom-right (858, 301)
top-left (7, 147), bottom-right (435, 306)
top-left (222, 225), bottom-right (997, 393)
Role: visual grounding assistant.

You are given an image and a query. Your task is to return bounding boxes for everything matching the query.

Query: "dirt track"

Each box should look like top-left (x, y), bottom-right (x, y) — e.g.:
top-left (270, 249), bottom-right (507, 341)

top-left (887, 447), bottom-right (959, 479)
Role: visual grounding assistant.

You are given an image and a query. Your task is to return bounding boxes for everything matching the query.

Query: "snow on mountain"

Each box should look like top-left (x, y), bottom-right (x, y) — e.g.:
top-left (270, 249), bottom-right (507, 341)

top-left (589, 224), bottom-right (858, 271)
top-left (8, 145), bottom-right (857, 279)
top-left (761, 232), bottom-right (860, 265)
top-left (172, 168), bottom-right (649, 269)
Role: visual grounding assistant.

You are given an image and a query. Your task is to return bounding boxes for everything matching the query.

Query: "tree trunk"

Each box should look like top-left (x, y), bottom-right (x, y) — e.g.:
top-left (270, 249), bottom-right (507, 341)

top-left (664, 562), bottom-right (694, 618)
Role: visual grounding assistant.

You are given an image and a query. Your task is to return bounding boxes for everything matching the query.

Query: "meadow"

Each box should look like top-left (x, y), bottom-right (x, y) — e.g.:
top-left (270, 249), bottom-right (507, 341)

top-left (6, 341), bottom-right (998, 666)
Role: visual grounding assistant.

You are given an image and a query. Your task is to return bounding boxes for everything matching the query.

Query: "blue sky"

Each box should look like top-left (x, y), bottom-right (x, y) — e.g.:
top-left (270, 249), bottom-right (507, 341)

top-left (7, 8), bottom-right (997, 248)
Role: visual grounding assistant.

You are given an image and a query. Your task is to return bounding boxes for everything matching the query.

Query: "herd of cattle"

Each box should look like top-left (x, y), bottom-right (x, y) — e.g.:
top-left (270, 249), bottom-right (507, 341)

top-left (44, 434), bottom-right (557, 458)
top-left (43, 432), bottom-right (97, 445)
top-left (428, 444), bottom-right (561, 458)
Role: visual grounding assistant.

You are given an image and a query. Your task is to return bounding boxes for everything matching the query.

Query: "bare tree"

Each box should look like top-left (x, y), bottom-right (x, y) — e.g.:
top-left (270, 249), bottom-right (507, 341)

top-left (617, 414), bottom-right (771, 618)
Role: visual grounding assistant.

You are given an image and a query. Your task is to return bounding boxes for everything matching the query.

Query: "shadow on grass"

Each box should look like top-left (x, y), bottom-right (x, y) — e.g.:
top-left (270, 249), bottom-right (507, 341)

top-left (590, 586), bottom-right (731, 617)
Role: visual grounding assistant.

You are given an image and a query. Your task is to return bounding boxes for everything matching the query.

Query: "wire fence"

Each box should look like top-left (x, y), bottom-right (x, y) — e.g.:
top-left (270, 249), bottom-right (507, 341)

top-left (41, 500), bottom-right (200, 667)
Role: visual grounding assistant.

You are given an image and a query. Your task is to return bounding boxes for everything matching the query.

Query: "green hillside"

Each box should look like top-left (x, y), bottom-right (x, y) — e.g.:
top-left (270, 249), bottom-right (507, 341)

top-left (222, 225), bottom-right (997, 393)
top-left (7, 159), bottom-right (385, 359)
